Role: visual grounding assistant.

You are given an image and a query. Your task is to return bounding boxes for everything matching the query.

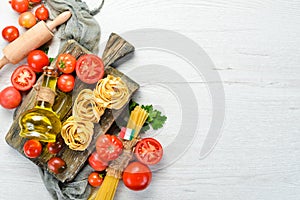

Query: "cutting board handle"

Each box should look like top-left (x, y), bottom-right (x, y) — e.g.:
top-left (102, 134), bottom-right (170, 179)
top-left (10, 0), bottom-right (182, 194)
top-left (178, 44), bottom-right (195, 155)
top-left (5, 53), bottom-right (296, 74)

top-left (47, 11), bottom-right (72, 31)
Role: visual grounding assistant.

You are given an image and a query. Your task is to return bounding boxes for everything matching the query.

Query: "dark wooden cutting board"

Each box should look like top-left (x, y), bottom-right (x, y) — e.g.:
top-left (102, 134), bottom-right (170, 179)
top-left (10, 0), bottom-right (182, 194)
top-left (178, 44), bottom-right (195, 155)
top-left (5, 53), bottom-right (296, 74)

top-left (5, 34), bottom-right (139, 182)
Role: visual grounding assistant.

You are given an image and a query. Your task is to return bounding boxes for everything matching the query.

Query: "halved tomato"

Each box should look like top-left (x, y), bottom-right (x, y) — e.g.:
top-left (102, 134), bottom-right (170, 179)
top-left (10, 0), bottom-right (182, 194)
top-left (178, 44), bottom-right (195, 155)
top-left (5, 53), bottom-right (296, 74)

top-left (75, 54), bottom-right (104, 84)
top-left (134, 138), bottom-right (163, 165)
top-left (11, 65), bottom-right (36, 91)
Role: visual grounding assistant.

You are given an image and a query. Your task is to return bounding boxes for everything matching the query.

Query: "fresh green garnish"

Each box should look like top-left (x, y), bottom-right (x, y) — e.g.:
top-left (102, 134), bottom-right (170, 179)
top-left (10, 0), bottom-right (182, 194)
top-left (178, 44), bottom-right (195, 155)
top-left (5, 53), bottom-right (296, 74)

top-left (38, 45), bottom-right (49, 54)
top-left (130, 100), bottom-right (167, 132)
top-left (49, 57), bottom-right (54, 64)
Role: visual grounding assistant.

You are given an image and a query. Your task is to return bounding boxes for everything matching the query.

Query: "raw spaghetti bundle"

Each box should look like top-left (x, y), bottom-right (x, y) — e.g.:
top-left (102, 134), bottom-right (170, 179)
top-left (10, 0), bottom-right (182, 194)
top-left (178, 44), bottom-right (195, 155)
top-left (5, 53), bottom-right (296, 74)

top-left (94, 106), bottom-right (149, 200)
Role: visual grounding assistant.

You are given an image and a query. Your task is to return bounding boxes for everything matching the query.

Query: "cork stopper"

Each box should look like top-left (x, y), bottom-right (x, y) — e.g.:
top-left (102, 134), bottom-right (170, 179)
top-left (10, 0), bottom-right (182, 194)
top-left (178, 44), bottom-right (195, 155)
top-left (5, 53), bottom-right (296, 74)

top-left (43, 66), bottom-right (58, 77)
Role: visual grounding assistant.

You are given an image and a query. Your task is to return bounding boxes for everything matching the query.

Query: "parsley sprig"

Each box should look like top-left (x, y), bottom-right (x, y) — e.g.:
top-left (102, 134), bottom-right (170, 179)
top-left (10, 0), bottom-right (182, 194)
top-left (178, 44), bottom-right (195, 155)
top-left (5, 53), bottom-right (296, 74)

top-left (129, 100), bottom-right (167, 132)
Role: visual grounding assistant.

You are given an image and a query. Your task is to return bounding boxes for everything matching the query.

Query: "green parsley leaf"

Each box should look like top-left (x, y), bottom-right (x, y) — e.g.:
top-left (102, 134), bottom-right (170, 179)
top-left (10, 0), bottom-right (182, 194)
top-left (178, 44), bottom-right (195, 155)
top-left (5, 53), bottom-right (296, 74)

top-left (49, 57), bottom-right (55, 64)
top-left (130, 100), bottom-right (167, 132)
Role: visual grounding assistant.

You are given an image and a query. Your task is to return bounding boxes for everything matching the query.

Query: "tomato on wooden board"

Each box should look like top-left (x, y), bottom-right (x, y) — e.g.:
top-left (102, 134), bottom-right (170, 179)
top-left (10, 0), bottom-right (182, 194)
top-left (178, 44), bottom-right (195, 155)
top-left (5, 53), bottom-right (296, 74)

top-left (47, 157), bottom-right (66, 174)
top-left (35, 5), bottom-right (49, 21)
top-left (88, 152), bottom-right (108, 171)
top-left (11, 65), bottom-right (36, 91)
top-left (0, 86), bottom-right (22, 109)
top-left (19, 11), bottom-right (37, 28)
top-left (27, 50), bottom-right (49, 72)
top-left (134, 138), bottom-right (163, 165)
top-left (47, 137), bottom-right (64, 154)
top-left (2, 26), bottom-right (19, 42)
top-left (75, 54), bottom-right (104, 84)
top-left (11, 0), bottom-right (29, 13)
top-left (88, 172), bottom-right (104, 187)
top-left (122, 161), bottom-right (152, 191)
top-left (96, 134), bottom-right (123, 162)
top-left (23, 139), bottom-right (42, 159)
top-left (57, 74), bottom-right (75, 93)
top-left (56, 53), bottom-right (76, 74)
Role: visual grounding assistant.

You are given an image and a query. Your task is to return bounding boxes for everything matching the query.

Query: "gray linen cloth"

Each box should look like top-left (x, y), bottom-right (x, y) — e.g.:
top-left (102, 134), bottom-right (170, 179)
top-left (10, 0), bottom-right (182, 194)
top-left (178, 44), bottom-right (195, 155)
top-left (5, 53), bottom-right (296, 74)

top-left (39, 0), bottom-right (104, 199)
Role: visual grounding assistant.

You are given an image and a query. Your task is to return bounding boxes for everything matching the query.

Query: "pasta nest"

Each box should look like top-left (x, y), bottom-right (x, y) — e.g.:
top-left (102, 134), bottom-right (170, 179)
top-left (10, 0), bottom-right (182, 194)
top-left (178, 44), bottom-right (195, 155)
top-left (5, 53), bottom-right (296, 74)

top-left (61, 116), bottom-right (94, 151)
top-left (73, 89), bottom-right (105, 123)
top-left (94, 75), bottom-right (129, 110)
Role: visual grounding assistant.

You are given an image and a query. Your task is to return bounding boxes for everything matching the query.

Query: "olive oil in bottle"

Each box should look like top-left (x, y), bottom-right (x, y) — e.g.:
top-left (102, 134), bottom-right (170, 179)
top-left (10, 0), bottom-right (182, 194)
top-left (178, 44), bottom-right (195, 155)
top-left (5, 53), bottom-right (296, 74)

top-left (19, 66), bottom-right (61, 143)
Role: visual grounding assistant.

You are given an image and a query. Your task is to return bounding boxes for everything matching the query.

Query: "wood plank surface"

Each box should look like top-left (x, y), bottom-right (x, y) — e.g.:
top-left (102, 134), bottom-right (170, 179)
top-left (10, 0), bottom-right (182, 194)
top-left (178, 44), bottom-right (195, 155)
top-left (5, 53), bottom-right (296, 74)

top-left (0, 0), bottom-right (300, 200)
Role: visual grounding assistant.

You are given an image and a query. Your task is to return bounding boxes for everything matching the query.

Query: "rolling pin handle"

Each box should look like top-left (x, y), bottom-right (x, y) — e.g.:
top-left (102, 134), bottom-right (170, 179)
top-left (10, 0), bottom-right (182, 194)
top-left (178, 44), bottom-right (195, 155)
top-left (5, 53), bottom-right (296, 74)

top-left (0, 56), bottom-right (9, 70)
top-left (46, 11), bottom-right (72, 31)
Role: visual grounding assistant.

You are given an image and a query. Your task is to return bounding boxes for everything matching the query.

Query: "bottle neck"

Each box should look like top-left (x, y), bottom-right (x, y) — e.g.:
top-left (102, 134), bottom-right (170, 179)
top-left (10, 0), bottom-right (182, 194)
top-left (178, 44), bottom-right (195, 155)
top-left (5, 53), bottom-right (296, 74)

top-left (36, 75), bottom-right (57, 109)
top-left (42, 74), bottom-right (57, 91)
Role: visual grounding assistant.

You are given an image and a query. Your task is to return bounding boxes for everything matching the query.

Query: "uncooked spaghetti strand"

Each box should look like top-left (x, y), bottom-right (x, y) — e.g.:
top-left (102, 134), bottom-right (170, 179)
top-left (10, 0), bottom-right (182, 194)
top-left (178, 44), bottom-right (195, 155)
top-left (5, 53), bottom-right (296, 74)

top-left (128, 106), bottom-right (148, 137)
top-left (95, 176), bottom-right (119, 200)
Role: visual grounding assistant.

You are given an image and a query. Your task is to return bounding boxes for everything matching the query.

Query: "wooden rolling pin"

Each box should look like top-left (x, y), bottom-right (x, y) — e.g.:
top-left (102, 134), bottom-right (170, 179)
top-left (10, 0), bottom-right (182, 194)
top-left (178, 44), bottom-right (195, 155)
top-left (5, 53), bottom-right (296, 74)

top-left (0, 11), bottom-right (72, 70)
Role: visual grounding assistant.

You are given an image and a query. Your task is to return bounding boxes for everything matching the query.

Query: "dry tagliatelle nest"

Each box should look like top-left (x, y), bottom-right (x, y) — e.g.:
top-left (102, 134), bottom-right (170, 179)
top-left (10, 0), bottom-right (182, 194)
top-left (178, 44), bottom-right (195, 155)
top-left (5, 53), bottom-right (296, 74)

top-left (61, 75), bottom-right (129, 151)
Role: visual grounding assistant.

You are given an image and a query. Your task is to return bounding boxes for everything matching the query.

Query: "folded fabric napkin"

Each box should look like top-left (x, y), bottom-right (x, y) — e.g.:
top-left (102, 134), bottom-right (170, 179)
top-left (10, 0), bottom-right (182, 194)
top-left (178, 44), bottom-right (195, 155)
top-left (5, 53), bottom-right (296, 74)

top-left (39, 0), bottom-right (104, 199)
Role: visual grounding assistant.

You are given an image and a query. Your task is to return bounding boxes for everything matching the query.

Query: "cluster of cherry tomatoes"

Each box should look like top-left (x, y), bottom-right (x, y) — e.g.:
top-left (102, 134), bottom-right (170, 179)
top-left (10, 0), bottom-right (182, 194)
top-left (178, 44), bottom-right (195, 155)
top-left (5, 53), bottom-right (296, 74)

top-left (87, 131), bottom-right (163, 191)
top-left (0, 50), bottom-right (105, 109)
top-left (11, 0), bottom-right (49, 29)
top-left (23, 137), bottom-right (66, 174)
top-left (3, 0), bottom-right (49, 43)
top-left (0, 1), bottom-right (49, 110)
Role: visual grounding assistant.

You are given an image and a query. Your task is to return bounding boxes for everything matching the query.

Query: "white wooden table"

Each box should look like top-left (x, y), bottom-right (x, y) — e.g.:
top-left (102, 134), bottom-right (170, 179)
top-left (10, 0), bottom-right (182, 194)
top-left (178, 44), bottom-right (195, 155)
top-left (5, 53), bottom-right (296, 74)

top-left (1, 1), bottom-right (300, 199)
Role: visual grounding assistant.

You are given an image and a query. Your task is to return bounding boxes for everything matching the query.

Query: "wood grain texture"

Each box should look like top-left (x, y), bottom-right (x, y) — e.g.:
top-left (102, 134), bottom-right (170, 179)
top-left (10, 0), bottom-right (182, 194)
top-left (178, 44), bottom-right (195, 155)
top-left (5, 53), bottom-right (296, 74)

top-left (1, 0), bottom-right (300, 200)
top-left (5, 38), bottom-right (138, 183)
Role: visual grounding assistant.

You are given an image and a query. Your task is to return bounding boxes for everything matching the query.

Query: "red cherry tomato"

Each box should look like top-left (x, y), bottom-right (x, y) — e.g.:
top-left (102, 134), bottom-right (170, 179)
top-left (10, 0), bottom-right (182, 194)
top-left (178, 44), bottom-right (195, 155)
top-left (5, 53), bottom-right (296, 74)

top-left (11, 0), bottom-right (29, 13)
top-left (96, 134), bottom-right (123, 162)
top-left (88, 152), bottom-right (108, 171)
top-left (47, 137), bottom-right (64, 154)
top-left (134, 138), bottom-right (163, 165)
top-left (19, 11), bottom-right (37, 28)
top-left (27, 50), bottom-right (49, 72)
top-left (56, 53), bottom-right (76, 74)
top-left (35, 5), bottom-right (49, 21)
top-left (2, 26), bottom-right (19, 42)
top-left (88, 172), bottom-right (104, 187)
top-left (47, 157), bottom-right (66, 174)
top-left (57, 74), bottom-right (75, 93)
top-left (122, 161), bottom-right (152, 191)
top-left (11, 65), bottom-right (36, 91)
top-left (75, 54), bottom-right (104, 84)
top-left (0, 86), bottom-right (22, 109)
top-left (23, 139), bottom-right (42, 158)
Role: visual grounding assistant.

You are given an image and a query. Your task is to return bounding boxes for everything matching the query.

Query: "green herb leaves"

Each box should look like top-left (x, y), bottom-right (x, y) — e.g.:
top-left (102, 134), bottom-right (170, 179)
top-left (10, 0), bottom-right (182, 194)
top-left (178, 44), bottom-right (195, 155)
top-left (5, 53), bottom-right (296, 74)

top-left (130, 100), bottom-right (167, 132)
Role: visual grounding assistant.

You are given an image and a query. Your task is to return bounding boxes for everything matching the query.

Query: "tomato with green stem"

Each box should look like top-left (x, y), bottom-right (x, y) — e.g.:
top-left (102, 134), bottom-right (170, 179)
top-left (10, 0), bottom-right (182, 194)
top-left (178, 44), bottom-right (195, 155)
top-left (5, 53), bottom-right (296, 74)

top-left (88, 172), bottom-right (104, 187)
top-left (56, 53), bottom-right (76, 74)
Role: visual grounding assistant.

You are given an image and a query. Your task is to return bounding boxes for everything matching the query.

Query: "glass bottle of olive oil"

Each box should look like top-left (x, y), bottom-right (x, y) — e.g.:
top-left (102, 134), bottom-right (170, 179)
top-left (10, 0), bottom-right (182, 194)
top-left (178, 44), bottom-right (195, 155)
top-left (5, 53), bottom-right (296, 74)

top-left (19, 66), bottom-right (61, 143)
